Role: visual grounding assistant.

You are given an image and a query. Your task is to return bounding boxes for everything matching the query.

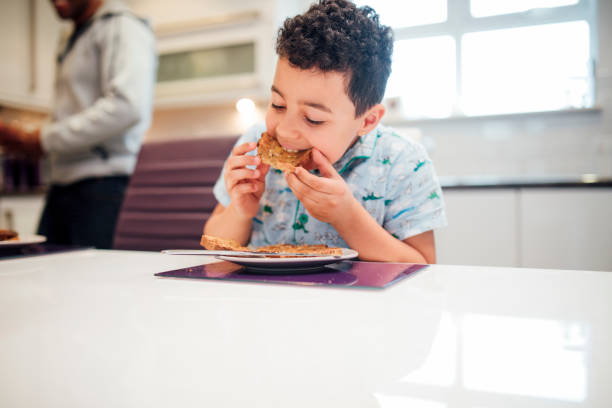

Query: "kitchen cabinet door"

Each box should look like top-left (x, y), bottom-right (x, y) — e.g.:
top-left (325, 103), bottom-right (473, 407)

top-left (134, 0), bottom-right (304, 107)
top-left (436, 189), bottom-right (519, 267)
top-left (0, 0), bottom-right (61, 110)
top-left (520, 189), bottom-right (612, 272)
top-left (0, 1), bottom-right (31, 104)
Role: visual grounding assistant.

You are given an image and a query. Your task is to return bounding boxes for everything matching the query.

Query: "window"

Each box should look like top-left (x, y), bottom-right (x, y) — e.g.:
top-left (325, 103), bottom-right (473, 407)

top-left (356, 0), bottom-right (597, 119)
top-left (462, 21), bottom-right (590, 115)
top-left (385, 36), bottom-right (456, 118)
top-left (470, 0), bottom-right (580, 18)
top-left (364, 0), bottom-right (447, 28)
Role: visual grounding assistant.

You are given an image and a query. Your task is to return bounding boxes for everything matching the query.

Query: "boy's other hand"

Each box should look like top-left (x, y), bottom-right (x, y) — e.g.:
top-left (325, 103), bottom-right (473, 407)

top-left (285, 148), bottom-right (358, 226)
top-left (224, 141), bottom-right (270, 220)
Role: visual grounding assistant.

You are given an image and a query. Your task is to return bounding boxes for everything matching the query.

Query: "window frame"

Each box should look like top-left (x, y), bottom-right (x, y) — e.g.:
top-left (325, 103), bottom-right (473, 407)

top-left (383, 0), bottom-right (599, 118)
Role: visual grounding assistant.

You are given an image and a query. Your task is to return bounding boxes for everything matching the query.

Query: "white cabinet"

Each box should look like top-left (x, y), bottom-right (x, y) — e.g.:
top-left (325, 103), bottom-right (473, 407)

top-left (153, 14), bottom-right (269, 108)
top-left (0, 0), bottom-right (62, 111)
top-left (436, 189), bottom-right (519, 267)
top-left (0, 195), bottom-right (46, 235)
top-left (0, 1), bottom-right (31, 104)
top-left (437, 188), bottom-right (612, 271)
top-left (130, 0), bottom-right (305, 107)
top-left (520, 189), bottom-right (612, 272)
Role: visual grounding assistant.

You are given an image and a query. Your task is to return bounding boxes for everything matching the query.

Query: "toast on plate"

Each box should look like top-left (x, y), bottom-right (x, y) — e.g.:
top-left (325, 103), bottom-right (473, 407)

top-left (200, 234), bottom-right (343, 256)
top-left (256, 243), bottom-right (343, 256)
top-left (200, 235), bottom-right (248, 251)
top-left (0, 229), bottom-right (18, 241)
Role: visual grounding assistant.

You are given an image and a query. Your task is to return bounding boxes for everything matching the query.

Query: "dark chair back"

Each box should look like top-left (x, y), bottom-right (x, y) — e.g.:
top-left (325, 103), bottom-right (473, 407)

top-left (113, 136), bottom-right (237, 251)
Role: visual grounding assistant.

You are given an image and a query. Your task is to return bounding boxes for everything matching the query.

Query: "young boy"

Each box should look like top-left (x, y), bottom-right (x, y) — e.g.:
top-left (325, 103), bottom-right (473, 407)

top-left (204, 0), bottom-right (446, 263)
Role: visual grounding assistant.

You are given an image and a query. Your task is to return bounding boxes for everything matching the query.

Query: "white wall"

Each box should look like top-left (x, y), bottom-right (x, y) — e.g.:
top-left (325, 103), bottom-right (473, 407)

top-left (2, 0), bottom-right (610, 178)
top-left (392, 0), bottom-right (612, 178)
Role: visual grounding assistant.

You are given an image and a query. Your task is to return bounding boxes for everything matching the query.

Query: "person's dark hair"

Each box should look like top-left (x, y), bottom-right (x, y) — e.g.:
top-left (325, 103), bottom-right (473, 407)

top-left (276, 0), bottom-right (393, 117)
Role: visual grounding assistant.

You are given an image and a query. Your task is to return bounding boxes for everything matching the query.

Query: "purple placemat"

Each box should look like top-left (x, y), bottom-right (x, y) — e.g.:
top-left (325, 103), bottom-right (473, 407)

top-left (155, 260), bottom-right (427, 289)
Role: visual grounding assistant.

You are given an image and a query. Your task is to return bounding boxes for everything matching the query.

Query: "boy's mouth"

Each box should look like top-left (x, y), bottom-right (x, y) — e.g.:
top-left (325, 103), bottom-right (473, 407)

top-left (278, 140), bottom-right (309, 153)
top-left (257, 132), bottom-right (312, 172)
top-left (282, 146), bottom-right (303, 153)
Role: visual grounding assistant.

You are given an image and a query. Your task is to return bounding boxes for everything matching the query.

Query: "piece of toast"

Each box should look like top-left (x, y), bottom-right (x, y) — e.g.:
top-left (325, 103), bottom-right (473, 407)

top-left (200, 235), bottom-right (248, 251)
top-left (201, 234), bottom-right (343, 256)
top-left (257, 132), bottom-right (311, 172)
top-left (256, 243), bottom-right (343, 256)
top-left (0, 229), bottom-right (19, 241)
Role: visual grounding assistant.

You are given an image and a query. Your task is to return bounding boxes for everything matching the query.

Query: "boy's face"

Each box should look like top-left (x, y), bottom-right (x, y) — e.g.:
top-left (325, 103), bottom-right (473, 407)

top-left (265, 58), bottom-right (366, 165)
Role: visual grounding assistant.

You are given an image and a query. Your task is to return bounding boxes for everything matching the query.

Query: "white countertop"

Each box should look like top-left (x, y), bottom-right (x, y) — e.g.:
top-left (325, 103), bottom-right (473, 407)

top-left (1, 250), bottom-right (610, 407)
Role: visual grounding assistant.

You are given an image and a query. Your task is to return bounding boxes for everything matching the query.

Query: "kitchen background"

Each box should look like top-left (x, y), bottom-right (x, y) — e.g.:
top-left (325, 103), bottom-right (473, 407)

top-left (0, 0), bottom-right (610, 270)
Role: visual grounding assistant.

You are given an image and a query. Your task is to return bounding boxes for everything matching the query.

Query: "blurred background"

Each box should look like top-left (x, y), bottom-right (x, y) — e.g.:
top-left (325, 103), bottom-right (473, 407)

top-left (0, 0), bottom-right (610, 270)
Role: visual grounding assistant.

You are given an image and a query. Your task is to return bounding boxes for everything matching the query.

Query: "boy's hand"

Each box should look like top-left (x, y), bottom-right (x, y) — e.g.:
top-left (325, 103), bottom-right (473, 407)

top-left (224, 141), bottom-right (270, 220)
top-left (285, 148), bottom-right (358, 226)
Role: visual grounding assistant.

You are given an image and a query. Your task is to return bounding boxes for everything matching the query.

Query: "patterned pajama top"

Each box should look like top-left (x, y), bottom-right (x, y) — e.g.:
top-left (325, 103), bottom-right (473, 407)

top-left (213, 123), bottom-right (447, 248)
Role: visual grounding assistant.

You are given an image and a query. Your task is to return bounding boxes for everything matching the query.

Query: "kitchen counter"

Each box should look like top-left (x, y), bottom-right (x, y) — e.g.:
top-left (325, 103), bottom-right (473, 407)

top-left (1, 249), bottom-right (611, 407)
top-left (440, 174), bottom-right (612, 189)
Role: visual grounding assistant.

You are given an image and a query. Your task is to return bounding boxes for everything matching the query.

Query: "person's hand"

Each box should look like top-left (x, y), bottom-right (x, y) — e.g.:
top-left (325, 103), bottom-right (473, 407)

top-left (224, 141), bottom-right (270, 220)
top-left (285, 148), bottom-right (358, 226)
top-left (0, 119), bottom-right (20, 148)
top-left (0, 120), bottom-right (43, 157)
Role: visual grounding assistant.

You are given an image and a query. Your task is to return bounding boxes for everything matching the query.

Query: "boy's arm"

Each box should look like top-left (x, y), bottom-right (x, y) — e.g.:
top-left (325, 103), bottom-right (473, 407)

top-left (204, 138), bottom-right (270, 246)
top-left (332, 198), bottom-right (435, 263)
top-left (203, 203), bottom-right (253, 246)
top-left (286, 149), bottom-right (438, 263)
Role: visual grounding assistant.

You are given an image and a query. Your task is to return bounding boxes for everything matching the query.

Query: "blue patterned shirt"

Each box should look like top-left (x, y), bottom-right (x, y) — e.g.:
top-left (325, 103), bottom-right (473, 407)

top-left (213, 123), bottom-right (447, 248)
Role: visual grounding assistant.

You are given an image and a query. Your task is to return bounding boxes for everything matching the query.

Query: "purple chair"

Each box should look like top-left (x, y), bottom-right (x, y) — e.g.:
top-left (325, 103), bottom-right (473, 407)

top-left (113, 136), bottom-right (238, 251)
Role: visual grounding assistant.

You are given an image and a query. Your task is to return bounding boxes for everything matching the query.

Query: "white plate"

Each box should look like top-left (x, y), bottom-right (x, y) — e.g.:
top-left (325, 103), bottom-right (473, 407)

top-left (217, 248), bottom-right (358, 271)
top-left (0, 235), bottom-right (46, 248)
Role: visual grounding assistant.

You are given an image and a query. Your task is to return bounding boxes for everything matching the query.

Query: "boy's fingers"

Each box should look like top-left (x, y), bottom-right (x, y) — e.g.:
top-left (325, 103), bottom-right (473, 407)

top-left (286, 173), bottom-right (323, 207)
top-left (227, 154), bottom-right (260, 170)
top-left (232, 141), bottom-right (257, 156)
top-left (293, 167), bottom-right (334, 194)
top-left (253, 179), bottom-right (266, 195)
top-left (312, 149), bottom-right (338, 179)
top-left (227, 168), bottom-right (260, 190)
top-left (233, 182), bottom-right (257, 195)
top-left (285, 172), bottom-right (307, 200)
top-left (256, 163), bottom-right (270, 180)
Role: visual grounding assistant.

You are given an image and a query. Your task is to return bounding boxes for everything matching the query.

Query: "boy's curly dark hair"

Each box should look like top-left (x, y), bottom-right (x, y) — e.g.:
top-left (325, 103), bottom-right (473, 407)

top-left (276, 0), bottom-right (393, 117)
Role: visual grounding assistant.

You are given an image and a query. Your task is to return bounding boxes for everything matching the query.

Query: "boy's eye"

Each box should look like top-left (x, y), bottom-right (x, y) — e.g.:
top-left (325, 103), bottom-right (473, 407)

top-left (305, 117), bottom-right (324, 125)
top-left (271, 103), bottom-right (285, 110)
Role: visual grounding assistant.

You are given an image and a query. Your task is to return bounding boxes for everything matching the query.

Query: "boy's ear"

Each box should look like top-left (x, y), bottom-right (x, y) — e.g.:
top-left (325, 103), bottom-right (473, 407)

top-left (357, 103), bottom-right (386, 136)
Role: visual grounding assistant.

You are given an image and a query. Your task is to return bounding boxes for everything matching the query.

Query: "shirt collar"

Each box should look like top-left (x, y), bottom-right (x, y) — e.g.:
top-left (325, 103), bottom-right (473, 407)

top-left (334, 125), bottom-right (381, 175)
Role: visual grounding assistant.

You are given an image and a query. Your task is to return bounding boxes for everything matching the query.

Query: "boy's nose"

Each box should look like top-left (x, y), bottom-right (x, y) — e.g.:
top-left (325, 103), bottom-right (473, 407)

top-left (274, 116), bottom-right (300, 141)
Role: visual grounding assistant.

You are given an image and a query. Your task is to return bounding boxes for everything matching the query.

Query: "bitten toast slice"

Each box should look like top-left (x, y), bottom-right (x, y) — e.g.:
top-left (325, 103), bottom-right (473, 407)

top-left (257, 132), bottom-right (311, 172)
top-left (200, 234), bottom-right (248, 251)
